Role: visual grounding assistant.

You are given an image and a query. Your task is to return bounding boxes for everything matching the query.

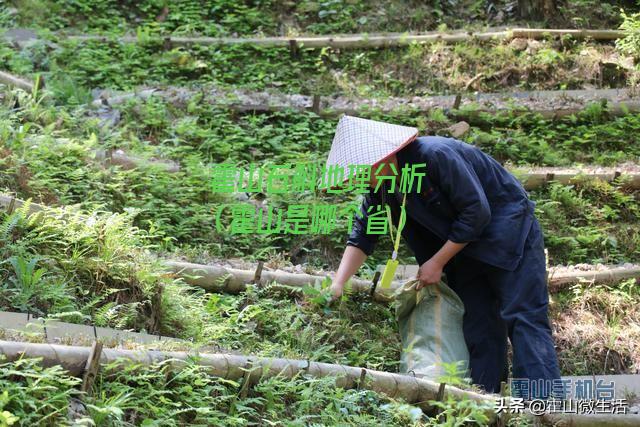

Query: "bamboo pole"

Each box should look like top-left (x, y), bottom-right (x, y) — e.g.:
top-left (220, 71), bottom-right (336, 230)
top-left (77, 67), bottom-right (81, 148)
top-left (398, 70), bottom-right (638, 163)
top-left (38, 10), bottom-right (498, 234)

top-left (1, 340), bottom-right (638, 425)
top-left (517, 168), bottom-right (640, 190)
top-left (0, 70), bottom-right (34, 92)
top-left (1, 194), bottom-right (639, 296)
top-left (510, 28), bottom-right (624, 41)
top-left (0, 340), bottom-right (489, 409)
top-left (163, 261), bottom-right (397, 301)
top-left (167, 260), bottom-right (640, 296)
top-left (52, 28), bottom-right (626, 50)
top-left (0, 194), bottom-right (44, 215)
top-left (0, 310), bottom-right (178, 345)
top-left (548, 265), bottom-right (640, 292)
top-left (65, 30), bottom-right (508, 49)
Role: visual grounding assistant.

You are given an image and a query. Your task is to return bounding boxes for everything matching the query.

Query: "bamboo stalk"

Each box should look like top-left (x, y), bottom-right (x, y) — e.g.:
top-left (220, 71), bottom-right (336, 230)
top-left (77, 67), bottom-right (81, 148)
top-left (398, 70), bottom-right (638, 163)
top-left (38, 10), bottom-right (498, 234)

top-left (0, 340), bottom-right (489, 409)
top-left (53, 28), bottom-right (626, 50)
top-left (167, 260), bottom-right (640, 296)
top-left (1, 340), bottom-right (638, 425)
top-left (0, 70), bottom-right (34, 92)
top-left (517, 168), bottom-right (640, 190)
top-left (164, 261), bottom-right (397, 301)
top-left (548, 265), bottom-right (640, 291)
top-left (0, 310), bottom-right (178, 345)
top-left (65, 30), bottom-right (508, 49)
top-left (1, 194), bottom-right (639, 295)
top-left (510, 28), bottom-right (624, 41)
top-left (0, 194), bottom-right (44, 215)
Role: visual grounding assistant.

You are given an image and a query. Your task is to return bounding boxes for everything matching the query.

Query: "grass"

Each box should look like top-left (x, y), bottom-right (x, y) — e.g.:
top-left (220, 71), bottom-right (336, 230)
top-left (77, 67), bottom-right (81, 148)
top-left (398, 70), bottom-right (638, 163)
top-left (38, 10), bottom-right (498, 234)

top-left (2, 90), bottom-right (639, 267)
top-left (552, 278), bottom-right (640, 375)
top-left (0, 356), bottom-right (438, 426)
top-left (0, 201), bottom-right (403, 369)
top-left (2, 0), bottom-right (628, 36)
top-left (0, 34), bottom-right (636, 101)
top-left (2, 184), bottom-right (637, 380)
top-left (533, 179), bottom-right (640, 265)
top-left (1, 2), bottom-right (640, 423)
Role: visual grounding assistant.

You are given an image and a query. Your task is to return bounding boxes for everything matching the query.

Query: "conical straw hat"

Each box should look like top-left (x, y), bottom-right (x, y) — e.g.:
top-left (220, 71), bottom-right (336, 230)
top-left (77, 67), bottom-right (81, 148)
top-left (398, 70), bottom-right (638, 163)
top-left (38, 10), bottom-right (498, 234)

top-left (323, 115), bottom-right (418, 186)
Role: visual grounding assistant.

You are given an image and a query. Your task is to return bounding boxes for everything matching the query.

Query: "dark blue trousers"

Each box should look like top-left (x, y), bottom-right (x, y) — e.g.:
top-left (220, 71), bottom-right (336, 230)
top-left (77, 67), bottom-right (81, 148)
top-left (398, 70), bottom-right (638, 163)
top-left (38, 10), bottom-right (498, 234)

top-left (405, 216), bottom-right (561, 396)
top-left (445, 219), bottom-right (561, 396)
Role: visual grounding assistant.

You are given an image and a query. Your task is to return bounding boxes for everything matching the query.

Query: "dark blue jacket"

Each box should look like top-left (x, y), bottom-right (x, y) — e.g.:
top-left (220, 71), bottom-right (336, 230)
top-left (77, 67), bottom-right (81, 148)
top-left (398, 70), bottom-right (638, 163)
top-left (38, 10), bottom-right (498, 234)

top-left (347, 136), bottom-right (536, 271)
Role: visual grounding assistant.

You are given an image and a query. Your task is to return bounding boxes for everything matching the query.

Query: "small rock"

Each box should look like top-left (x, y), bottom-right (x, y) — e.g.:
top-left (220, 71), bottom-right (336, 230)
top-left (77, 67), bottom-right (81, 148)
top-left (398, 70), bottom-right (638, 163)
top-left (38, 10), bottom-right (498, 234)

top-left (2, 28), bottom-right (38, 47)
top-left (526, 40), bottom-right (543, 55)
top-left (2, 28), bottom-right (58, 49)
top-left (447, 121), bottom-right (471, 138)
top-left (509, 38), bottom-right (528, 52)
top-left (96, 108), bottom-right (121, 128)
top-left (67, 397), bottom-right (88, 420)
top-left (602, 55), bottom-right (634, 71)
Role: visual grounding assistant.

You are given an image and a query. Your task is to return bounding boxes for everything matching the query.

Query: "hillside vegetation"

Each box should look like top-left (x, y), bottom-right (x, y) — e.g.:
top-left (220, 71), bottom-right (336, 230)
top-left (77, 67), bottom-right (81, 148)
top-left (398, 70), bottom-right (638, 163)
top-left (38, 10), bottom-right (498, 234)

top-left (1, 1), bottom-right (639, 425)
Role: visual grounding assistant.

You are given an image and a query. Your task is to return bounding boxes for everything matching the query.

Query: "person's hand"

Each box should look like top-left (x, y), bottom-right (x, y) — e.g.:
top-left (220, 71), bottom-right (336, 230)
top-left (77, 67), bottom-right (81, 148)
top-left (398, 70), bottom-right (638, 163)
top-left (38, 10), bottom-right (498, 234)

top-left (328, 282), bottom-right (345, 301)
top-left (416, 258), bottom-right (443, 290)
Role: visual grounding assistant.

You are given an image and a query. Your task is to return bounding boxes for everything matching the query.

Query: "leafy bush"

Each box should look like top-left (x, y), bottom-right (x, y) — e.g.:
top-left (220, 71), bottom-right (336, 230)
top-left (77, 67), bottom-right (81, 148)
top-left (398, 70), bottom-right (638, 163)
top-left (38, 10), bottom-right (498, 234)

top-left (617, 9), bottom-right (640, 59)
top-left (0, 356), bottom-right (431, 426)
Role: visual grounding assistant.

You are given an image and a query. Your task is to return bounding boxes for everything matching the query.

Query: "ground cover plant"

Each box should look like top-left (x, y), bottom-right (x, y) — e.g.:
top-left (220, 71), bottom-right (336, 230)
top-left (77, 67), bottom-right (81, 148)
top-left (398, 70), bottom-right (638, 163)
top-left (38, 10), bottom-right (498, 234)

top-left (1, 0), bottom-right (629, 36)
top-left (1, 2), bottom-right (640, 425)
top-left (1, 356), bottom-right (456, 426)
top-left (1, 90), bottom-right (639, 267)
top-left (0, 201), bottom-right (404, 371)
top-left (0, 199), bottom-right (637, 425)
top-left (1, 31), bottom-right (638, 103)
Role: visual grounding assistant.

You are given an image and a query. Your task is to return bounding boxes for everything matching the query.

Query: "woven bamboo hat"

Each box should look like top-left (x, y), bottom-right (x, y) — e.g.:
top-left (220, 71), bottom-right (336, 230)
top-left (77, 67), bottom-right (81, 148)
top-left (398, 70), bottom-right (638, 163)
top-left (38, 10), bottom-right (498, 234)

top-left (323, 115), bottom-right (418, 187)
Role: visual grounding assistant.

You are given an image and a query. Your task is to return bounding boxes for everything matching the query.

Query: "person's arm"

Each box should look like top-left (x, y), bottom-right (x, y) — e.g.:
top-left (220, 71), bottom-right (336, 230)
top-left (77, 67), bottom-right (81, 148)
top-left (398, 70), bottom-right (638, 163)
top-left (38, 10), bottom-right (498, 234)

top-left (429, 145), bottom-right (492, 245)
top-left (330, 189), bottom-right (384, 299)
top-left (416, 240), bottom-right (466, 289)
top-left (330, 245), bottom-right (368, 298)
top-left (416, 142), bottom-right (491, 288)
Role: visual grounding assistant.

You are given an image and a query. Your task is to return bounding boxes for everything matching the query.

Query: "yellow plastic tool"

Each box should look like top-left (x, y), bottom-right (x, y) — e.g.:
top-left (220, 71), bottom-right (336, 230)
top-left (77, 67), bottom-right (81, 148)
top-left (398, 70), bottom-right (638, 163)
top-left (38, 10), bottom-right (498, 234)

top-left (380, 193), bottom-right (407, 288)
top-left (380, 258), bottom-right (399, 289)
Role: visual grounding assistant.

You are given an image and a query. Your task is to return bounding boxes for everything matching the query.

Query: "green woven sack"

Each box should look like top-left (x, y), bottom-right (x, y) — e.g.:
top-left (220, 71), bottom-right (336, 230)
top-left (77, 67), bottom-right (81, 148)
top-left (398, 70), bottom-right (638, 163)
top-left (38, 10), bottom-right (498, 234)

top-left (394, 280), bottom-right (469, 380)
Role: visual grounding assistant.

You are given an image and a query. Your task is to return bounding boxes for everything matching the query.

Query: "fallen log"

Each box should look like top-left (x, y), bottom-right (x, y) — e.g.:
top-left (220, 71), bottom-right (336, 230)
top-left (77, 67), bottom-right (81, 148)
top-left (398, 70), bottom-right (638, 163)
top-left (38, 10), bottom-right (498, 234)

top-left (1, 340), bottom-right (638, 425)
top-left (0, 70), bottom-right (35, 92)
top-left (43, 28), bottom-right (626, 50)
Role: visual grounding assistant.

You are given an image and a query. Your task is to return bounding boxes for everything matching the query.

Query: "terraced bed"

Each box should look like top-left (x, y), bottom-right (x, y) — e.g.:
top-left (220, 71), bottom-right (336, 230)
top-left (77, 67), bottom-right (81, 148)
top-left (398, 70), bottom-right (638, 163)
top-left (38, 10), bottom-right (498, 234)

top-left (1, 0), bottom-right (640, 424)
